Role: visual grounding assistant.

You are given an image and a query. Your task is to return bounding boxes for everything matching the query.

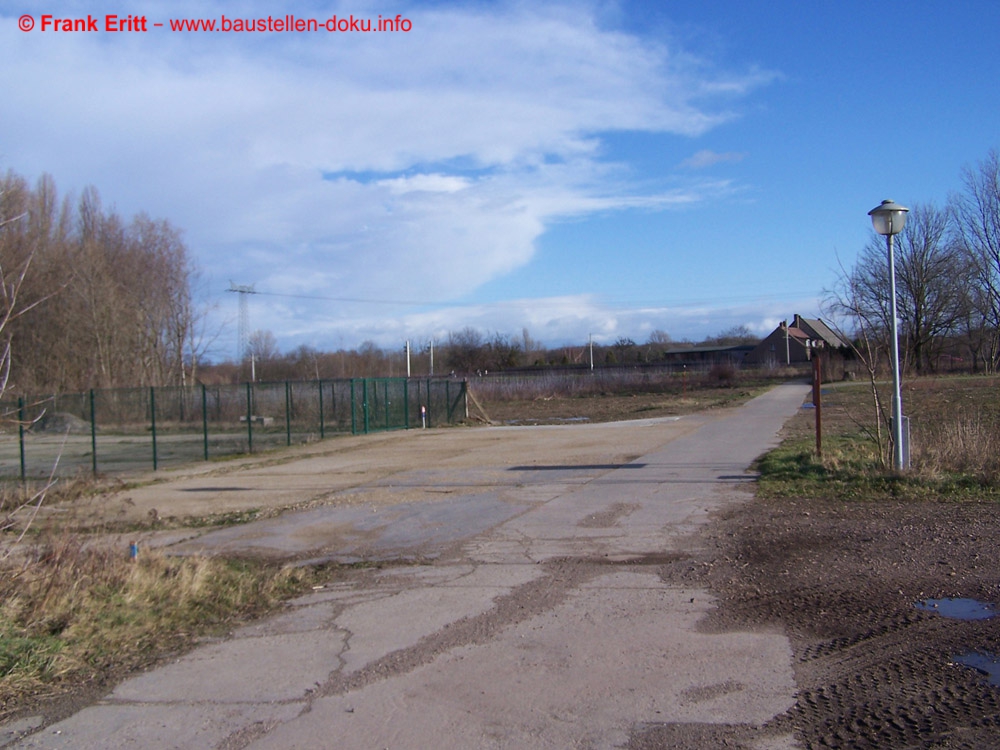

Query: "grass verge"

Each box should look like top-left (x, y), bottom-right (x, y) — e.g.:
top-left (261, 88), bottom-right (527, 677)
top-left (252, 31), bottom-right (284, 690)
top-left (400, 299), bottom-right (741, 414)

top-left (756, 376), bottom-right (1000, 503)
top-left (0, 535), bottom-right (323, 720)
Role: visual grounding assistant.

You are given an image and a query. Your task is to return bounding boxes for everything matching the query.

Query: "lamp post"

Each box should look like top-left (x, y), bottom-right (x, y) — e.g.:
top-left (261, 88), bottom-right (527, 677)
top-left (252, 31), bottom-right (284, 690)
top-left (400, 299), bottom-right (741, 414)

top-left (868, 199), bottom-right (910, 471)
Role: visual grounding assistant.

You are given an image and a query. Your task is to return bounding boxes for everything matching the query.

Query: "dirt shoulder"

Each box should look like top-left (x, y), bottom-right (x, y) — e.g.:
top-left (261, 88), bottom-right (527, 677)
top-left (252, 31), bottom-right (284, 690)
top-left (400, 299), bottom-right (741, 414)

top-left (669, 492), bottom-right (1000, 749)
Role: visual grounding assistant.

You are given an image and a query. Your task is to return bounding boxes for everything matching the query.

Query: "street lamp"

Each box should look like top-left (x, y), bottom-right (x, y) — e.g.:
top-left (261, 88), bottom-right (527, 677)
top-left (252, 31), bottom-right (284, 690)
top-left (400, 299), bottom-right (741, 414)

top-left (868, 199), bottom-right (909, 470)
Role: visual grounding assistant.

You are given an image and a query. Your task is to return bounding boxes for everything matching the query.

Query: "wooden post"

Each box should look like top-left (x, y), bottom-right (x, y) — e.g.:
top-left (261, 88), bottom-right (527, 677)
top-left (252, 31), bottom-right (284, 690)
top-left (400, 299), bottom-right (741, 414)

top-left (813, 353), bottom-right (823, 458)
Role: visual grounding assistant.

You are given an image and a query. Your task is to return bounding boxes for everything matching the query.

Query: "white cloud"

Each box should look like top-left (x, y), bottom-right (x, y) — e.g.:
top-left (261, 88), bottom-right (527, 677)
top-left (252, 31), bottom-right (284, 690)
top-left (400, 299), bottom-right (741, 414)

top-left (0, 0), bottom-right (775, 351)
top-left (679, 149), bottom-right (747, 169)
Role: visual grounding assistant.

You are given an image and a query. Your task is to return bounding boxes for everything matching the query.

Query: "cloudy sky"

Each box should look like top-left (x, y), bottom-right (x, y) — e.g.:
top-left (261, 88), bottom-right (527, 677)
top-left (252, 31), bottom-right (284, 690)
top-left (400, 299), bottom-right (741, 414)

top-left (3, 0), bottom-right (999, 359)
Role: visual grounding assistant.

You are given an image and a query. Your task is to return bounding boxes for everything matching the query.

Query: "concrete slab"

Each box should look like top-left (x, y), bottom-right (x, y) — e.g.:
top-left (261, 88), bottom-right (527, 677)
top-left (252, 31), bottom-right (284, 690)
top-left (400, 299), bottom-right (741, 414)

top-left (110, 630), bottom-right (347, 704)
top-left (245, 575), bottom-right (795, 750)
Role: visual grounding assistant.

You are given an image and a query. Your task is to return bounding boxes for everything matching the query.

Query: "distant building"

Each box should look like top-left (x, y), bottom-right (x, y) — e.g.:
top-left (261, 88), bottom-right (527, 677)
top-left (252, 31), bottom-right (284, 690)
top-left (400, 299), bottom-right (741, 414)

top-left (659, 344), bottom-right (754, 366)
top-left (747, 314), bottom-right (850, 366)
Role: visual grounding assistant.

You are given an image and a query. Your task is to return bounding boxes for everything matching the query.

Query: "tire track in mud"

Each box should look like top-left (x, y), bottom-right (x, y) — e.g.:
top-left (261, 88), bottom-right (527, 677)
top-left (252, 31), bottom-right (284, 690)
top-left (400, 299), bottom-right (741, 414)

top-left (688, 496), bottom-right (1000, 749)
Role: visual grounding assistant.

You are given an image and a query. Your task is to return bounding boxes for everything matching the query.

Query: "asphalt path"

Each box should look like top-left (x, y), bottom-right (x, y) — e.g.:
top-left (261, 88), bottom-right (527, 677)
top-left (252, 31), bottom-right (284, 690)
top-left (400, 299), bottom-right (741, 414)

top-left (10, 383), bottom-right (811, 749)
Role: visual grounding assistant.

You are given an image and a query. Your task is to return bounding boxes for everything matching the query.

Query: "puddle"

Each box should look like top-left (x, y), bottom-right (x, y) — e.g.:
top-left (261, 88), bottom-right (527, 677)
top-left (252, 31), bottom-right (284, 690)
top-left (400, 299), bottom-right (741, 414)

top-left (952, 652), bottom-right (1000, 686)
top-left (915, 598), bottom-right (997, 620)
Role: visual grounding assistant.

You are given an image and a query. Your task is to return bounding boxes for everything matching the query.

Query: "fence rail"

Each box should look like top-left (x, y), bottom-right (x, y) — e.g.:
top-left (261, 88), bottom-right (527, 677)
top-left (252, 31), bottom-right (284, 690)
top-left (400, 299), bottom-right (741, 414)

top-left (1, 378), bottom-right (468, 480)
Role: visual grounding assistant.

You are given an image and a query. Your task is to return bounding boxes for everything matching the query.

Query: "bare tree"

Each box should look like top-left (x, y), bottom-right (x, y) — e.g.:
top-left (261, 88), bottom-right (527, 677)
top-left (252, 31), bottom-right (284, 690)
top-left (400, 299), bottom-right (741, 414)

top-left (446, 327), bottom-right (487, 374)
top-left (701, 325), bottom-right (758, 346)
top-left (647, 329), bottom-right (672, 345)
top-left (953, 149), bottom-right (1000, 372)
top-left (893, 203), bottom-right (968, 372)
top-left (487, 332), bottom-right (522, 370)
top-left (0, 175), bottom-right (65, 541)
top-left (1, 174), bottom-right (208, 392)
top-left (832, 203), bottom-right (965, 374)
top-left (247, 330), bottom-right (280, 379)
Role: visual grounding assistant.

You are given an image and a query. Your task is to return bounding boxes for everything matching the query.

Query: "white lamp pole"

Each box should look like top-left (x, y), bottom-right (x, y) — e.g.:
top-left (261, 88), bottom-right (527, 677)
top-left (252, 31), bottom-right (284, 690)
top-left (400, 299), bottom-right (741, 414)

top-left (868, 199), bottom-right (910, 471)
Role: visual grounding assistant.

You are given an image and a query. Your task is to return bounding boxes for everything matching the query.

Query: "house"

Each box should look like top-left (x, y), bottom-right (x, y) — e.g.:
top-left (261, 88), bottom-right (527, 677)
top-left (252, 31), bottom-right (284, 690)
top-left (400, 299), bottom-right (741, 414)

top-left (746, 314), bottom-right (850, 366)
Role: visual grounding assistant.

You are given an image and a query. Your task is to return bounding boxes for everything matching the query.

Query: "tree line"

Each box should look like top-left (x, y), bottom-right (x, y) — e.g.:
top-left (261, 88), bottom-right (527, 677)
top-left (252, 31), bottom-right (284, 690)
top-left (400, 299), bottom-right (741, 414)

top-left (0, 169), bottom-right (204, 394)
top-left (827, 148), bottom-right (1000, 374)
top-left (211, 325), bottom-right (760, 384)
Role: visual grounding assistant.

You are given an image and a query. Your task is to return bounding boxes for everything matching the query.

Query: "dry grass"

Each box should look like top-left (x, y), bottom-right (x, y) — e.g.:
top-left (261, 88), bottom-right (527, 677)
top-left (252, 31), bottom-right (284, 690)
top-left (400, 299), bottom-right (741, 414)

top-left (758, 375), bottom-right (1000, 500)
top-left (0, 529), bottom-right (319, 719)
top-left (472, 368), bottom-right (774, 424)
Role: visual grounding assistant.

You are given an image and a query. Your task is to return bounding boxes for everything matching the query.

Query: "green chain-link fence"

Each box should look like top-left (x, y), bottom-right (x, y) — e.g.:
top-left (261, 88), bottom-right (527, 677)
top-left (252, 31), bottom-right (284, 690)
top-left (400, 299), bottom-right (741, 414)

top-left (1, 377), bottom-right (468, 480)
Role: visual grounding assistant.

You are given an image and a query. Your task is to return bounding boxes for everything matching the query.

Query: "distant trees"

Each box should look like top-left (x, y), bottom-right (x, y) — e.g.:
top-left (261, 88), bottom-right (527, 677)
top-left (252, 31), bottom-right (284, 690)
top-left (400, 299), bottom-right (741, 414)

top-left (0, 169), bottom-right (206, 393)
top-left (443, 328), bottom-right (525, 373)
top-left (701, 325), bottom-right (758, 346)
top-left (647, 329), bottom-right (672, 345)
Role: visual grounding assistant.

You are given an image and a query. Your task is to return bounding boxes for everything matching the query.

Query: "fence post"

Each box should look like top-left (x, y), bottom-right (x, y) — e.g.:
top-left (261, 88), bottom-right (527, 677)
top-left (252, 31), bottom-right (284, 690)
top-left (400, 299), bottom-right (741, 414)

top-left (245, 381), bottom-right (253, 453)
top-left (89, 389), bottom-right (98, 475)
top-left (201, 383), bottom-right (209, 461)
top-left (363, 379), bottom-right (370, 434)
top-left (285, 381), bottom-right (292, 447)
top-left (150, 386), bottom-right (158, 471)
top-left (18, 397), bottom-right (26, 482)
top-left (384, 380), bottom-right (390, 430)
top-left (350, 379), bottom-right (356, 435)
top-left (404, 378), bottom-right (410, 429)
top-left (318, 379), bottom-right (325, 439)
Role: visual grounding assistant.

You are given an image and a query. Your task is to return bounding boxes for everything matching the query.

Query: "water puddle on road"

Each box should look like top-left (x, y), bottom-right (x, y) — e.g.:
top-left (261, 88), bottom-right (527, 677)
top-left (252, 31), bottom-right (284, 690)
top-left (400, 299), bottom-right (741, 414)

top-left (952, 652), bottom-right (1000, 686)
top-left (914, 598), bottom-right (997, 620)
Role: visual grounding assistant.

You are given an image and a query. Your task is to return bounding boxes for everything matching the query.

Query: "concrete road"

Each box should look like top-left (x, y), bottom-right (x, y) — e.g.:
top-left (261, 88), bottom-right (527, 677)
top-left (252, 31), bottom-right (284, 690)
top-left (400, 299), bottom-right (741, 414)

top-left (10, 383), bottom-right (810, 749)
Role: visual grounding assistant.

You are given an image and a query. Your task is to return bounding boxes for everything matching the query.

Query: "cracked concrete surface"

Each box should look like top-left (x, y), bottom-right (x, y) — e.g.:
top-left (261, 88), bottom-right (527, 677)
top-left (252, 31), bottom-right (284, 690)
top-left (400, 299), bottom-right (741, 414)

top-left (9, 384), bottom-right (810, 749)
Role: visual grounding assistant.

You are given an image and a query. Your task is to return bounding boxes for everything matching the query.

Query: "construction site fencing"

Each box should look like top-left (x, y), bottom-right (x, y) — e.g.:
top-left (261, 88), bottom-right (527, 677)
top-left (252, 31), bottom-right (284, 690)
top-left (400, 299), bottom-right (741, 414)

top-left (1, 378), bottom-right (468, 481)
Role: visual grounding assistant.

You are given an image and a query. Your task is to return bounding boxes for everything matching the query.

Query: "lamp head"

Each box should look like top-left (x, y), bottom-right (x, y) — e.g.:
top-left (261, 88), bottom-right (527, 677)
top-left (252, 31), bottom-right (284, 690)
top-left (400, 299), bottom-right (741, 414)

top-left (869, 199), bottom-right (909, 236)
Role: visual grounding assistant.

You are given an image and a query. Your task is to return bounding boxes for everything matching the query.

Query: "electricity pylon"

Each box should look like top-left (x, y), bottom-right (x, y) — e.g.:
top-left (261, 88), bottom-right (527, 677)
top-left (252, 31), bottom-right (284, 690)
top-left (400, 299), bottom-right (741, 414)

top-left (227, 282), bottom-right (257, 363)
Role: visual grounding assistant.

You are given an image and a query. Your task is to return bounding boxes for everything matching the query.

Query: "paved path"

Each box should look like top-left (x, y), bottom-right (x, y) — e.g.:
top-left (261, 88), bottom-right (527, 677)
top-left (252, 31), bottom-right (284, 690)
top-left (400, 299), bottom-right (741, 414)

top-left (11, 383), bottom-right (810, 749)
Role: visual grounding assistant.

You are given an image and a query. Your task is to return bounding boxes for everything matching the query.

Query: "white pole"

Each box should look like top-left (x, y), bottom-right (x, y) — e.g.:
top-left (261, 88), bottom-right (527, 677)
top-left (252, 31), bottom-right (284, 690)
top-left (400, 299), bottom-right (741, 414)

top-left (887, 233), bottom-right (906, 471)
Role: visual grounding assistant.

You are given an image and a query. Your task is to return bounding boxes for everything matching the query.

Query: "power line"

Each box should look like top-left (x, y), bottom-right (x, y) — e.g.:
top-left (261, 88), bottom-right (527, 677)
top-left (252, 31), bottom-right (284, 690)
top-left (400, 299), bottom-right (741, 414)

top-left (232, 286), bottom-right (826, 317)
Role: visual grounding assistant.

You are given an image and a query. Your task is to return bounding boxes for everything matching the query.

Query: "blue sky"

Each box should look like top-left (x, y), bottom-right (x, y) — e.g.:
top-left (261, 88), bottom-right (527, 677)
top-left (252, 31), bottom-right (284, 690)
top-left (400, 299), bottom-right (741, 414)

top-left (3, 0), bottom-right (999, 359)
